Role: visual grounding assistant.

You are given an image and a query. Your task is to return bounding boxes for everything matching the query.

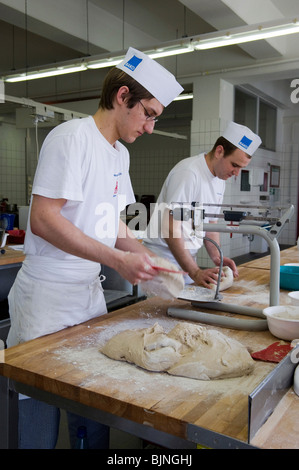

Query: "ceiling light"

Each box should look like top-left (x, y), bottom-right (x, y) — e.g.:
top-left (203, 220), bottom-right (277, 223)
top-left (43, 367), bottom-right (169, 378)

top-left (148, 45), bottom-right (194, 59)
top-left (5, 64), bottom-right (87, 83)
top-left (2, 18), bottom-right (299, 83)
top-left (194, 19), bottom-right (299, 50)
top-left (86, 45), bottom-right (193, 69)
top-left (173, 93), bottom-right (193, 101)
top-left (86, 57), bottom-right (123, 70)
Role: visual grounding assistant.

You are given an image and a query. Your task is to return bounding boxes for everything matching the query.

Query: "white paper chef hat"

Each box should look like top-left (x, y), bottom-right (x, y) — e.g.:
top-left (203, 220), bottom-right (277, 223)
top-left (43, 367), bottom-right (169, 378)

top-left (116, 47), bottom-right (183, 107)
top-left (222, 121), bottom-right (262, 156)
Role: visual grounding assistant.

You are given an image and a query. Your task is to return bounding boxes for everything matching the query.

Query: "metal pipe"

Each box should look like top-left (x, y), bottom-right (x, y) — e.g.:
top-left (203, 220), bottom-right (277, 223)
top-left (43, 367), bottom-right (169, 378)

top-left (191, 302), bottom-right (265, 318)
top-left (167, 307), bottom-right (268, 331)
top-left (203, 223), bottom-right (280, 306)
top-left (203, 236), bottom-right (223, 300)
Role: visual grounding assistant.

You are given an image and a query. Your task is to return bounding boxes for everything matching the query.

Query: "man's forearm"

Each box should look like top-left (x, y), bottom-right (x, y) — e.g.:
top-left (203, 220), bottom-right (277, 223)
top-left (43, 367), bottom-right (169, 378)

top-left (115, 219), bottom-right (153, 256)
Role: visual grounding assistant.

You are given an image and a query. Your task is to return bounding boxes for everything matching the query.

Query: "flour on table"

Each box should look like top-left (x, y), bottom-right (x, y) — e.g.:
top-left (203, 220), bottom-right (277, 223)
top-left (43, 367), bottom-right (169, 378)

top-left (100, 323), bottom-right (181, 371)
top-left (140, 256), bottom-right (185, 300)
top-left (101, 321), bottom-right (254, 380)
top-left (211, 266), bottom-right (234, 292)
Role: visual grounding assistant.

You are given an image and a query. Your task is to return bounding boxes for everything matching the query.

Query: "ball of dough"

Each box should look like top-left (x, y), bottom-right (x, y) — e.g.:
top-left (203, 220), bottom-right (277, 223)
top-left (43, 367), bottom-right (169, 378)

top-left (140, 256), bottom-right (185, 300)
top-left (211, 266), bottom-right (234, 292)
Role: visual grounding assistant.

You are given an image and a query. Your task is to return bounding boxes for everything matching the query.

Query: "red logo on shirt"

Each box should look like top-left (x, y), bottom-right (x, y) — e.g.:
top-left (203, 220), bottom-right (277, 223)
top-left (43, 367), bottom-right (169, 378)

top-left (113, 180), bottom-right (118, 196)
top-left (113, 172), bottom-right (122, 197)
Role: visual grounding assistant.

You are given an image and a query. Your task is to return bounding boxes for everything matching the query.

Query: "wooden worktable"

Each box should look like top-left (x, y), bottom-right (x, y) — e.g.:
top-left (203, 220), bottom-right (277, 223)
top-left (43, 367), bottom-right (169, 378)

top-left (237, 245), bottom-right (299, 449)
top-left (0, 247), bottom-right (298, 448)
top-left (241, 245), bottom-right (299, 270)
top-left (0, 246), bottom-right (25, 266)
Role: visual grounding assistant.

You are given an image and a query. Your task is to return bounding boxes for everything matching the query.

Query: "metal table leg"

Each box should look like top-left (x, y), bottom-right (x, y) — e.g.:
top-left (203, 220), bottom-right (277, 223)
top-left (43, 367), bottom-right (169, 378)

top-left (0, 376), bottom-right (18, 449)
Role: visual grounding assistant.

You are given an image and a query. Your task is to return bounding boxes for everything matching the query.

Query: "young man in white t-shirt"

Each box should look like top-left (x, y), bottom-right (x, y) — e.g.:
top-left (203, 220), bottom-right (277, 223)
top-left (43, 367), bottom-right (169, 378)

top-left (7, 47), bottom-right (183, 449)
top-left (144, 122), bottom-right (262, 288)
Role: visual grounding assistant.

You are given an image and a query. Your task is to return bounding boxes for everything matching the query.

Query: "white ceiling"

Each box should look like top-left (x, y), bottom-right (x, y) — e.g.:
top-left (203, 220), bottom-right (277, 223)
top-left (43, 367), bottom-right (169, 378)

top-left (1, 0), bottom-right (299, 104)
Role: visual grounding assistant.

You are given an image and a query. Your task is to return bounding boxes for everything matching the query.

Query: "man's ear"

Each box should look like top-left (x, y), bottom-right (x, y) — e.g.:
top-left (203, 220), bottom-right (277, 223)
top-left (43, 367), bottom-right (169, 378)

top-left (214, 145), bottom-right (225, 160)
top-left (116, 86), bottom-right (130, 105)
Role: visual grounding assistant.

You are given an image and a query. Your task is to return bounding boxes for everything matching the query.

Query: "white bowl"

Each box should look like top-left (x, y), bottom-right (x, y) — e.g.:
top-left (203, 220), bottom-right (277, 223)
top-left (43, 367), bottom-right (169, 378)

top-left (288, 291), bottom-right (299, 306)
top-left (263, 305), bottom-right (299, 341)
top-left (284, 263), bottom-right (299, 266)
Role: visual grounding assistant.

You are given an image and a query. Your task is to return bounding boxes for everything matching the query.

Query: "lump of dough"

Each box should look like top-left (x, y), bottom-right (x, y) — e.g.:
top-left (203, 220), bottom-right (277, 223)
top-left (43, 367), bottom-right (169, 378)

top-left (101, 322), bottom-right (181, 372)
top-left (211, 266), bottom-right (234, 292)
top-left (167, 323), bottom-right (254, 380)
top-left (101, 321), bottom-right (254, 380)
top-left (140, 256), bottom-right (185, 300)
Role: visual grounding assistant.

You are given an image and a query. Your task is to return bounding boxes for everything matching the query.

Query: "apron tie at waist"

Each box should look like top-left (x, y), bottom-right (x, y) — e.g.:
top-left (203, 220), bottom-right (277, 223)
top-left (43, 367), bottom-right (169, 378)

top-left (23, 254), bottom-right (102, 284)
top-left (89, 275), bottom-right (106, 295)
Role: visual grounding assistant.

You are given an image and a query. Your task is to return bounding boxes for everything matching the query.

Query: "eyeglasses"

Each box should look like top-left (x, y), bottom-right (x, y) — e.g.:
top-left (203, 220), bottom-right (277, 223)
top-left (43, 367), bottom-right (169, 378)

top-left (139, 101), bottom-right (158, 123)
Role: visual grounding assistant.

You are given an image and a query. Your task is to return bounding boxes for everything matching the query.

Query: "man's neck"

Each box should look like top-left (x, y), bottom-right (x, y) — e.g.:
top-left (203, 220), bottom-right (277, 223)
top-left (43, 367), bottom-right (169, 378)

top-left (93, 108), bottom-right (118, 146)
top-left (204, 151), bottom-right (216, 176)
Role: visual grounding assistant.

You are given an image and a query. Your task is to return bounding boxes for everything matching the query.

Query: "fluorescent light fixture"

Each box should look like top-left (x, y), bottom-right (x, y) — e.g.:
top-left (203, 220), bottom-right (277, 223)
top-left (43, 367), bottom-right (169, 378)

top-left (3, 18), bottom-right (299, 83)
top-left (5, 64), bottom-right (87, 83)
top-left (195, 19), bottom-right (299, 50)
top-left (86, 57), bottom-right (123, 70)
top-left (148, 45), bottom-right (194, 59)
top-left (174, 93), bottom-right (193, 101)
top-left (86, 45), bottom-right (193, 69)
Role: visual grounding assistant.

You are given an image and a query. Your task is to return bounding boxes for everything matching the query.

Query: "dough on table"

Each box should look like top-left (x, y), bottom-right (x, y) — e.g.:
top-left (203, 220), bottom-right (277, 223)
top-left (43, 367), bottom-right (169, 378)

top-left (101, 321), bottom-right (254, 380)
top-left (140, 256), bottom-right (185, 300)
top-left (211, 266), bottom-right (234, 292)
top-left (101, 323), bottom-right (181, 371)
top-left (167, 323), bottom-right (253, 380)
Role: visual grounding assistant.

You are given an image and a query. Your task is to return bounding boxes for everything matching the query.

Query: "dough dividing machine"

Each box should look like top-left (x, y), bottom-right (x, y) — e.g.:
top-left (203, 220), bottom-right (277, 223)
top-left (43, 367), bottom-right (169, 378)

top-left (167, 203), bottom-right (294, 330)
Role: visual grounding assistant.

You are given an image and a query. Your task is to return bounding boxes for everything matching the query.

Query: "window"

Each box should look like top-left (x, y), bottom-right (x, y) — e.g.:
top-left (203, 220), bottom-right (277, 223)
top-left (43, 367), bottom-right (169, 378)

top-left (259, 100), bottom-right (277, 151)
top-left (234, 88), bottom-right (257, 133)
top-left (234, 88), bottom-right (277, 151)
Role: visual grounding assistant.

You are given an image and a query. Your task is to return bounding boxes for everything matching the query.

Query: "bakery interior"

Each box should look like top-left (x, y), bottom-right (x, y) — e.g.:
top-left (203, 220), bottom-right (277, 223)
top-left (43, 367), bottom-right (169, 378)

top-left (1, 0), bottom-right (299, 450)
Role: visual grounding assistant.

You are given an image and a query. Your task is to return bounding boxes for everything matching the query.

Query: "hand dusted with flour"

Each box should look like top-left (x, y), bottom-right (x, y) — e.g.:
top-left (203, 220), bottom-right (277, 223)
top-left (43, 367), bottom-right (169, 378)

top-left (211, 266), bottom-right (234, 291)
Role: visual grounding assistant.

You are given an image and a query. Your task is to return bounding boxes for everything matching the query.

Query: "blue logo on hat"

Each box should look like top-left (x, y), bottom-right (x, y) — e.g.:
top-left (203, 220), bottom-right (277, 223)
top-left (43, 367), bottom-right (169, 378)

top-left (238, 135), bottom-right (252, 150)
top-left (124, 55), bottom-right (143, 72)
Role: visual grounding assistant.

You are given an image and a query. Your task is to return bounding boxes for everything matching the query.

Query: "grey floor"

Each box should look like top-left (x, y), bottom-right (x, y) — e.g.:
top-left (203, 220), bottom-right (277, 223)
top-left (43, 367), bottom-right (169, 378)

top-left (55, 245), bottom-right (291, 449)
top-left (56, 410), bottom-right (143, 449)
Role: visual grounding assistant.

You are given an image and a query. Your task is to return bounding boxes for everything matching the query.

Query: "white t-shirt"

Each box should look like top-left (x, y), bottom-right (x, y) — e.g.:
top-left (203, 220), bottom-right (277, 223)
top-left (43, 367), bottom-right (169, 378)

top-left (143, 153), bottom-right (225, 264)
top-left (25, 116), bottom-right (135, 264)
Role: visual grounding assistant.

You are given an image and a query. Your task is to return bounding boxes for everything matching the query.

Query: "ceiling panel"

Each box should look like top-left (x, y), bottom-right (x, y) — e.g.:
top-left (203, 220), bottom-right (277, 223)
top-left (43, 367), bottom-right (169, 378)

top-left (0, 0), bottom-right (298, 103)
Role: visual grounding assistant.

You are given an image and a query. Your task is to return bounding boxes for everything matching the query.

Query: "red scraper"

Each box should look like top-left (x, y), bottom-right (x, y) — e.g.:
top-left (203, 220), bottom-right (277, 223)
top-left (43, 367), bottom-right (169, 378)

top-left (152, 266), bottom-right (187, 275)
top-left (251, 341), bottom-right (292, 363)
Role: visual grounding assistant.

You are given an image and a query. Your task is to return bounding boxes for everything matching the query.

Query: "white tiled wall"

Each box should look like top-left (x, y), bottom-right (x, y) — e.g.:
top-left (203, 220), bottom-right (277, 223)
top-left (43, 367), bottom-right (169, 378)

top-left (0, 122), bottom-right (27, 206)
top-left (129, 131), bottom-right (190, 199)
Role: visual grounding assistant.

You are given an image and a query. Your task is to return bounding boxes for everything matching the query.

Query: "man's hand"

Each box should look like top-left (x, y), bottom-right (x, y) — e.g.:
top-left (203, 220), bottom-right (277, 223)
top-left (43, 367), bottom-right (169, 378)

top-left (190, 266), bottom-right (220, 288)
top-left (115, 251), bottom-right (158, 286)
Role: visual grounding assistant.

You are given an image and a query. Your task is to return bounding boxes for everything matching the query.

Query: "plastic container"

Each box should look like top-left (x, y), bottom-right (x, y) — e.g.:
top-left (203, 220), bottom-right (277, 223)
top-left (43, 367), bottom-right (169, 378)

top-left (280, 266), bottom-right (299, 290)
top-left (288, 291), bottom-right (299, 306)
top-left (7, 230), bottom-right (25, 244)
top-left (75, 426), bottom-right (88, 449)
top-left (0, 213), bottom-right (15, 230)
top-left (263, 305), bottom-right (299, 340)
top-left (294, 365), bottom-right (299, 396)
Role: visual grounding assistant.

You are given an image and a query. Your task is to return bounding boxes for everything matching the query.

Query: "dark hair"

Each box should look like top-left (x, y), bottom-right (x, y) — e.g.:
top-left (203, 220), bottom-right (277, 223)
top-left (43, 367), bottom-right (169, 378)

top-left (212, 136), bottom-right (252, 158)
top-left (211, 136), bottom-right (239, 157)
top-left (99, 68), bottom-right (154, 110)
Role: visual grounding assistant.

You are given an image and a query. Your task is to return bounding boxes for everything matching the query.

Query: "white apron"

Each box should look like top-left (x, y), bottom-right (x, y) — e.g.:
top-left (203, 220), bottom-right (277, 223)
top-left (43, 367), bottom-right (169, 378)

top-left (7, 255), bottom-right (107, 347)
